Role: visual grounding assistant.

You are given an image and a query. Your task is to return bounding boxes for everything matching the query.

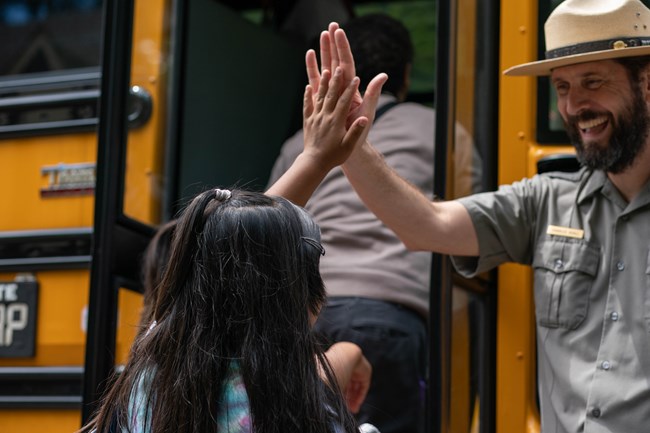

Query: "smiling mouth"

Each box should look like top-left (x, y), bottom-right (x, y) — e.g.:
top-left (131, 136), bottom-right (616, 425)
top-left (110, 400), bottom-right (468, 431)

top-left (578, 116), bottom-right (608, 133)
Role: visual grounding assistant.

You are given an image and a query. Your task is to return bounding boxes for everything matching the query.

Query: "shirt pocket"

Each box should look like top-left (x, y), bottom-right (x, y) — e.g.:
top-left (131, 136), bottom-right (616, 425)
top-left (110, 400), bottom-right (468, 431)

top-left (532, 239), bottom-right (600, 330)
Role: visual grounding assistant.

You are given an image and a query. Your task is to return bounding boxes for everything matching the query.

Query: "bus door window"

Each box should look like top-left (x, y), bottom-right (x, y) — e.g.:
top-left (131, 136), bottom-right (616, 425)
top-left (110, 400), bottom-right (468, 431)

top-left (439, 0), bottom-right (500, 431)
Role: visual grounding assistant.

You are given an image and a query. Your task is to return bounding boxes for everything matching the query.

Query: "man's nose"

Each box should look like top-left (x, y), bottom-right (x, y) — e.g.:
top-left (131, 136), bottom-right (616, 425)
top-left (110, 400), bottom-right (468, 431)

top-left (565, 87), bottom-right (590, 116)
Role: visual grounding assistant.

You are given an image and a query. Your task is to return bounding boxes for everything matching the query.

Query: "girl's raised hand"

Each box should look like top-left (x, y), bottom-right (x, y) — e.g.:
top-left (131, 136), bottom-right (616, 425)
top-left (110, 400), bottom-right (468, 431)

top-left (302, 65), bottom-right (369, 171)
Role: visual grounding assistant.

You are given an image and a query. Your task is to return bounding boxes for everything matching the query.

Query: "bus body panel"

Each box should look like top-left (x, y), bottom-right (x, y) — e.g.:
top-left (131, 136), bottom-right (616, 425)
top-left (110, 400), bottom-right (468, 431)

top-left (498, 1), bottom-right (579, 432)
top-left (0, 134), bottom-right (96, 230)
top-left (0, 409), bottom-right (80, 433)
top-left (0, 0), bottom-right (167, 428)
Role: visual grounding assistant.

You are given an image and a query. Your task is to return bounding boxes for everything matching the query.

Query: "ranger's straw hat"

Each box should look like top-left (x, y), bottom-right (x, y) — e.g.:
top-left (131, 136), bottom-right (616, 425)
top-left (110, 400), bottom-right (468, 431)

top-left (504, 0), bottom-right (650, 76)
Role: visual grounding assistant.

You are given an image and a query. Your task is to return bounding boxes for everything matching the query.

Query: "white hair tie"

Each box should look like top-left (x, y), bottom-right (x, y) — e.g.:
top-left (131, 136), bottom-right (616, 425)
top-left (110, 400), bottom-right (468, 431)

top-left (214, 188), bottom-right (232, 201)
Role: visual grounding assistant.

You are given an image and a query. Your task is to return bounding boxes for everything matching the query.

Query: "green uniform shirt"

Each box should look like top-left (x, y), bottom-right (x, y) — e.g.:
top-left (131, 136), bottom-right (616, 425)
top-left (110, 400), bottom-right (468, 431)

top-left (452, 167), bottom-right (650, 433)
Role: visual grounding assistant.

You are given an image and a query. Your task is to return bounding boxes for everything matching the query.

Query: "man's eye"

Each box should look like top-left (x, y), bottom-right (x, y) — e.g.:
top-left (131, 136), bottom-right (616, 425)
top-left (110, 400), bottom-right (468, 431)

top-left (585, 79), bottom-right (603, 89)
top-left (555, 84), bottom-right (568, 95)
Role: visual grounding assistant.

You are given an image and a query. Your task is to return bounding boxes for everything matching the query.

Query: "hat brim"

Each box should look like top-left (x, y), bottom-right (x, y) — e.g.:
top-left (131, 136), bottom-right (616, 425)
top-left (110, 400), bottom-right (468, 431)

top-left (504, 45), bottom-right (650, 76)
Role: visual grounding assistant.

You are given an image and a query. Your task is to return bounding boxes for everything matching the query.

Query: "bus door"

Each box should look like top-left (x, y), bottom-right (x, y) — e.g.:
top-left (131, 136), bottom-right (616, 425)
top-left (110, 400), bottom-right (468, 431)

top-left (431, 0), bottom-right (500, 432)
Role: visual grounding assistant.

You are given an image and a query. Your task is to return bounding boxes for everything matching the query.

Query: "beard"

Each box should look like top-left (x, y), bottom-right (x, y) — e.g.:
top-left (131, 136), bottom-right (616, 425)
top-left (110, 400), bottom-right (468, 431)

top-left (564, 88), bottom-right (649, 174)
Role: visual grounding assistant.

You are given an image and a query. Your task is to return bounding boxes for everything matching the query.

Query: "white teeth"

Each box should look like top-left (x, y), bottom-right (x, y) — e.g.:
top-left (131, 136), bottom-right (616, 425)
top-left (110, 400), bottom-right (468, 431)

top-left (578, 116), bottom-right (607, 131)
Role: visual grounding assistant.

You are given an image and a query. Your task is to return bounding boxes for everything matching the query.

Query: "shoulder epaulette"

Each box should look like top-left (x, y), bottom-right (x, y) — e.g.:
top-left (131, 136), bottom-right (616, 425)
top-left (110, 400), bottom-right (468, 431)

top-left (542, 166), bottom-right (587, 182)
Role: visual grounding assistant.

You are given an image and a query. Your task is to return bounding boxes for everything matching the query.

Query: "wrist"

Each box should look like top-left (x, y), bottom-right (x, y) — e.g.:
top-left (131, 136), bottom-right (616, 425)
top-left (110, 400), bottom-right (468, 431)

top-left (343, 140), bottom-right (374, 169)
top-left (297, 150), bottom-right (337, 177)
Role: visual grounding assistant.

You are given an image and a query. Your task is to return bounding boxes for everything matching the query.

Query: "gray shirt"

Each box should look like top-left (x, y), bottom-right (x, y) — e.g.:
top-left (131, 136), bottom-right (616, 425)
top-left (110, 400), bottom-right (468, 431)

top-left (268, 94), bottom-right (435, 317)
top-left (452, 168), bottom-right (650, 433)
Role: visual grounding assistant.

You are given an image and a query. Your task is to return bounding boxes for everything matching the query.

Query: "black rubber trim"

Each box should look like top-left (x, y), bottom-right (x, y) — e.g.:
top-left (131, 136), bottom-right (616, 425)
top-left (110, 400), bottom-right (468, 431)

top-left (0, 228), bottom-right (92, 272)
top-left (0, 366), bottom-right (83, 409)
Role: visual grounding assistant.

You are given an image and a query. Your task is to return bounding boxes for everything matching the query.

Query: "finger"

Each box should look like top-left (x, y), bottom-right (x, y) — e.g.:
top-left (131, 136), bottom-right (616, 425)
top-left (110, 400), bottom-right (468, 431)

top-left (319, 31), bottom-right (331, 74)
top-left (328, 22), bottom-right (340, 72)
top-left (332, 75), bottom-right (359, 120)
top-left (305, 50), bottom-right (320, 93)
top-left (359, 72), bottom-right (388, 122)
top-left (342, 116), bottom-right (369, 150)
top-left (303, 84), bottom-right (314, 121)
top-left (334, 28), bottom-right (356, 83)
top-left (315, 69), bottom-right (331, 112)
top-left (323, 67), bottom-right (344, 113)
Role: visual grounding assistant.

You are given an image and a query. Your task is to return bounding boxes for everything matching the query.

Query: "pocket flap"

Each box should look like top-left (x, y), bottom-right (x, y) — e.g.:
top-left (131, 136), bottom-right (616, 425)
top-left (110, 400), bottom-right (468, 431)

top-left (533, 239), bottom-right (600, 276)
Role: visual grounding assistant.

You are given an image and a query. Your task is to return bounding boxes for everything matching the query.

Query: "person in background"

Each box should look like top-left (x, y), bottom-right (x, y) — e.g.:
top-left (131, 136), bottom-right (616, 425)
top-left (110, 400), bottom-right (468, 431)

top-left (268, 14), bottom-right (478, 433)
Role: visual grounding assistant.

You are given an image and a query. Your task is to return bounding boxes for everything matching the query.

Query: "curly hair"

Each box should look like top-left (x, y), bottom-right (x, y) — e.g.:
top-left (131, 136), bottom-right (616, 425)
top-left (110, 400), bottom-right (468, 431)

top-left (344, 13), bottom-right (414, 96)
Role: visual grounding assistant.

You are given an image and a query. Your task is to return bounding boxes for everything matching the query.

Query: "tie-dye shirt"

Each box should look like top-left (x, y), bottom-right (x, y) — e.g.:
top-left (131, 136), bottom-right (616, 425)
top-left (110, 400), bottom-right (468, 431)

top-left (125, 362), bottom-right (252, 433)
top-left (216, 363), bottom-right (252, 432)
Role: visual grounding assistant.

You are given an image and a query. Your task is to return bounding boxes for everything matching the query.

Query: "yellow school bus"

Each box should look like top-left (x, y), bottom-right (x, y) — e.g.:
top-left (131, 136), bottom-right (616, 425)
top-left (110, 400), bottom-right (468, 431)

top-left (0, 0), bottom-right (601, 432)
top-left (0, 0), bottom-right (165, 431)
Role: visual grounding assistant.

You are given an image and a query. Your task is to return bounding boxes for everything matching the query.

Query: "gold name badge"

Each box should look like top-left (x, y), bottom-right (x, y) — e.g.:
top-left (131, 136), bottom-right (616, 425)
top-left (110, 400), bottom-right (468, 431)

top-left (547, 225), bottom-right (584, 239)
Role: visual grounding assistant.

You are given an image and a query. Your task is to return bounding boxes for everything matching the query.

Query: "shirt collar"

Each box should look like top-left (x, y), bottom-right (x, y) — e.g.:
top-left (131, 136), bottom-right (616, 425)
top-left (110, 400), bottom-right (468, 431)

top-left (577, 168), bottom-right (650, 212)
top-left (576, 169), bottom-right (606, 205)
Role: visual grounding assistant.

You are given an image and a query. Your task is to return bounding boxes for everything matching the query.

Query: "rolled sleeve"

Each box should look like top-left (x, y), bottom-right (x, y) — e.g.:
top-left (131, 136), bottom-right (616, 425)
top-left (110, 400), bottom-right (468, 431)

top-left (450, 179), bottom-right (540, 277)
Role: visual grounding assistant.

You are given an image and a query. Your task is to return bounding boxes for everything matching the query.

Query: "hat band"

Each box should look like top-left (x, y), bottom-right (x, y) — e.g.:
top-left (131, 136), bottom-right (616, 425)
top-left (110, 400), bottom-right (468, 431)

top-left (546, 36), bottom-right (650, 59)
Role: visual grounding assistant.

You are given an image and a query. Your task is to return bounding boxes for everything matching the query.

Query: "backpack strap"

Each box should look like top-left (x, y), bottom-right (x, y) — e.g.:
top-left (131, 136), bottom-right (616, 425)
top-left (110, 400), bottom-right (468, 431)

top-left (373, 101), bottom-right (399, 123)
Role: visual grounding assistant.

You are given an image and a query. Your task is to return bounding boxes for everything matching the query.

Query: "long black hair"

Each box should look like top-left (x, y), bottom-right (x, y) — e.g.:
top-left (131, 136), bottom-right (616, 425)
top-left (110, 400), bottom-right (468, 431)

top-left (81, 189), bottom-right (357, 433)
top-left (139, 219), bottom-right (177, 327)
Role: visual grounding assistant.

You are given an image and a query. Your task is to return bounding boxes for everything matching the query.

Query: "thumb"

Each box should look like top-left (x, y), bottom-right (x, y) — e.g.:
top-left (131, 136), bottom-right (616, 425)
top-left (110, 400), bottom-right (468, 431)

top-left (342, 116), bottom-right (369, 151)
top-left (361, 73), bottom-right (388, 123)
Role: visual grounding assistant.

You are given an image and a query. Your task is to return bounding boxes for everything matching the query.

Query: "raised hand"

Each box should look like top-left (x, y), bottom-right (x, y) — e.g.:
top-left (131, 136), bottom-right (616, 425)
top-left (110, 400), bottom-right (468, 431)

top-left (306, 23), bottom-right (362, 121)
top-left (265, 23), bottom-right (386, 207)
top-left (305, 22), bottom-right (387, 132)
top-left (265, 63), bottom-right (369, 206)
top-left (302, 65), bottom-right (368, 171)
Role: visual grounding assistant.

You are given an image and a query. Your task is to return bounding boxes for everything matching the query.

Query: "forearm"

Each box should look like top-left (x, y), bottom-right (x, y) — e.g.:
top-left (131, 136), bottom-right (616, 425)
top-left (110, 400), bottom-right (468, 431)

top-left (343, 140), bottom-right (479, 256)
top-left (265, 152), bottom-right (330, 207)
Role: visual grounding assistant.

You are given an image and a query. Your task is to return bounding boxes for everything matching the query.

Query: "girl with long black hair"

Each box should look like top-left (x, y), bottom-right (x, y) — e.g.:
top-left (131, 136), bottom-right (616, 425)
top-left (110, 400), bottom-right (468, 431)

top-left (81, 189), bottom-right (370, 433)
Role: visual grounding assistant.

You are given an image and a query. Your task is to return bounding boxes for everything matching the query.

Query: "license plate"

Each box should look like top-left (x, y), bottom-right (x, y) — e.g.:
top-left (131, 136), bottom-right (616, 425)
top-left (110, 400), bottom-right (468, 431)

top-left (0, 281), bottom-right (38, 357)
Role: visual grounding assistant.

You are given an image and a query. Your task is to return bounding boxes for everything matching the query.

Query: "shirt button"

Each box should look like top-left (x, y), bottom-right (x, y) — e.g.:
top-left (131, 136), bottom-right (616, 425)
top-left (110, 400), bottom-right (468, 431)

top-left (554, 259), bottom-right (564, 270)
top-left (601, 361), bottom-right (611, 370)
top-left (592, 408), bottom-right (601, 418)
top-left (616, 261), bottom-right (625, 271)
top-left (611, 312), bottom-right (619, 321)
